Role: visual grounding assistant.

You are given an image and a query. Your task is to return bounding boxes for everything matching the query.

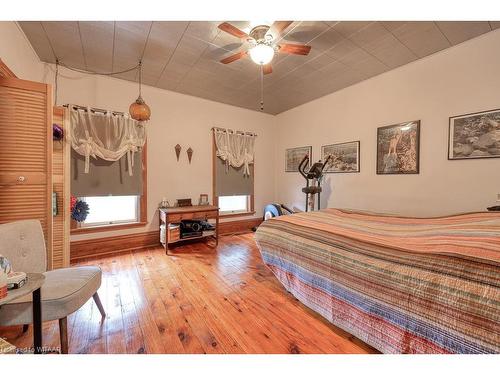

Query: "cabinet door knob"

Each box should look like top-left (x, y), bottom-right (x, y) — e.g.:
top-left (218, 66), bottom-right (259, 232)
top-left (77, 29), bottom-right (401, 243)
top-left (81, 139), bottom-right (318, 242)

top-left (17, 176), bottom-right (26, 182)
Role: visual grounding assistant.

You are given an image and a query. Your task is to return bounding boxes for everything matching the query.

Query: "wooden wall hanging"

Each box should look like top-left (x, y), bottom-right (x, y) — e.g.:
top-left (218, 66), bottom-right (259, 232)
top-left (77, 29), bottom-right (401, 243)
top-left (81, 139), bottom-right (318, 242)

top-left (187, 147), bottom-right (193, 163)
top-left (175, 144), bottom-right (181, 161)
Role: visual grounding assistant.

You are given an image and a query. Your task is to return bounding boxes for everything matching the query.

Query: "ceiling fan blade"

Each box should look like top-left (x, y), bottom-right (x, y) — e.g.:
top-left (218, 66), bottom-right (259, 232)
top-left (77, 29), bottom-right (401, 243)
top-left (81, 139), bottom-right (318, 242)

top-left (267, 21), bottom-right (293, 38)
top-left (218, 22), bottom-right (249, 39)
top-left (262, 64), bottom-right (272, 75)
top-left (279, 43), bottom-right (312, 55)
top-left (220, 51), bottom-right (247, 64)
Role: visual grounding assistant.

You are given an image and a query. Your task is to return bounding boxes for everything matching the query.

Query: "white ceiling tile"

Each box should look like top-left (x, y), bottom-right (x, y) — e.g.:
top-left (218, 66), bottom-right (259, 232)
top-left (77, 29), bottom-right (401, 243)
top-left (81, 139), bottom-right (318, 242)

top-left (323, 38), bottom-right (360, 60)
top-left (159, 61), bottom-right (192, 82)
top-left (381, 21), bottom-right (408, 32)
top-left (113, 21), bottom-right (152, 71)
top-left (78, 21), bottom-right (114, 72)
top-left (384, 21), bottom-right (450, 57)
top-left (323, 21), bottom-right (340, 27)
top-left (308, 27), bottom-right (344, 52)
top-left (42, 21), bottom-right (86, 69)
top-left (349, 22), bottom-right (416, 68)
top-left (141, 21), bottom-right (188, 81)
top-left (184, 21), bottom-right (220, 41)
top-left (332, 21), bottom-right (375, 38)
top-left (19, 21), bottom-right (497, 115)
top-left (156, 76), bottom-right (179, 91)
top-left (315, 60), bottom-right (351, 78)
top-left (18, 22), bottom-right (56, 63)
top-left (337, 48), bottom-right (388, 74)
top-left (436, 21), bottom-right (491, 45)
top-left (302, 50), bottom-right (337, 71)
top-left (283, 21), bottom-right (330, 44)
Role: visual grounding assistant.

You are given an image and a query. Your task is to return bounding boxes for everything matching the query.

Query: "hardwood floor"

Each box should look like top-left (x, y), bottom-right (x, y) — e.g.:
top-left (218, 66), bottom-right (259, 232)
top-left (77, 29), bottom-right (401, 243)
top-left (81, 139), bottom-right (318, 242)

top-left (0, 233), bottom-right (378, 354)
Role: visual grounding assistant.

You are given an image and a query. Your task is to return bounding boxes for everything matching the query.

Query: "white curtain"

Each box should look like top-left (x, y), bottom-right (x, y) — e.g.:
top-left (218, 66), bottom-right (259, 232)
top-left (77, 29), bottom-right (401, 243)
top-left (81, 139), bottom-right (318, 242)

top-left (69, 106), bottom-right (146, 176)
top-left (214, 128), bottom-right (255, 176)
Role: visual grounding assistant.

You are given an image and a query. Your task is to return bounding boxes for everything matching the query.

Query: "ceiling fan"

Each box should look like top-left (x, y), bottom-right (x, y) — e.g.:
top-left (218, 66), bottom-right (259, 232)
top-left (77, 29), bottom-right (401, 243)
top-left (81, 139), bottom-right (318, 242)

top-left (217, 21), bottom-right (312, 74)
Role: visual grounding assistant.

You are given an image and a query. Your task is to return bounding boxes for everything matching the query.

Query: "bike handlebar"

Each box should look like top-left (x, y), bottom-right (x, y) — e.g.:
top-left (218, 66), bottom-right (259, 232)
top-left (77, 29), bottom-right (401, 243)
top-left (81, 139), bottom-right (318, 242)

top-left (321, 154), bottom-right (332, 173)
top-left (298, 154), bottom-right (309, 179)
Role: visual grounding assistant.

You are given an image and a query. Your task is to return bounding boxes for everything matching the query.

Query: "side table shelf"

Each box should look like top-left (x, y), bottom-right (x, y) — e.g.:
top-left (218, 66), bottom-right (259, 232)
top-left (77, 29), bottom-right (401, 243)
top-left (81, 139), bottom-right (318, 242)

top-left (159, 205), bottom-right (219, 254)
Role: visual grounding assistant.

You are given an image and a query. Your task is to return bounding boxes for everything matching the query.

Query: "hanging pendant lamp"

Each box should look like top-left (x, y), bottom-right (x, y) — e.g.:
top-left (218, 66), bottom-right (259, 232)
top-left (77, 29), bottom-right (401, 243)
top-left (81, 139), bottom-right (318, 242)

top-left (129, 61), bottom-right (151, 122)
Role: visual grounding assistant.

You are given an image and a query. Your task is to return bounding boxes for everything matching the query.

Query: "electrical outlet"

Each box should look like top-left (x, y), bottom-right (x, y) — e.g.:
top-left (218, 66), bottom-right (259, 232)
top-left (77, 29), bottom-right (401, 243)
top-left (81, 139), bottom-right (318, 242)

top-left (497, 193), bottom-right (500, 202)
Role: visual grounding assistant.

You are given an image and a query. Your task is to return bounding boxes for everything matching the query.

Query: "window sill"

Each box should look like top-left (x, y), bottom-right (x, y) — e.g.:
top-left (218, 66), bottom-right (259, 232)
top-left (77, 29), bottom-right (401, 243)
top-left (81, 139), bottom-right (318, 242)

top-left (219, 211), bottom-right (256, 219)
top-left (71, 221), bottom-right (148, 235)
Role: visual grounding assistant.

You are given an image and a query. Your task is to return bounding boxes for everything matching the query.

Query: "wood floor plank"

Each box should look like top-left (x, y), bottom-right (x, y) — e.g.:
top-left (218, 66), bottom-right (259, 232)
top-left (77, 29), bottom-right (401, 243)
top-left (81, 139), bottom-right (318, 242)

top-left (131, 250), bottom-right (187, 353)
top-left (0, 233), bottom-right (378, 354)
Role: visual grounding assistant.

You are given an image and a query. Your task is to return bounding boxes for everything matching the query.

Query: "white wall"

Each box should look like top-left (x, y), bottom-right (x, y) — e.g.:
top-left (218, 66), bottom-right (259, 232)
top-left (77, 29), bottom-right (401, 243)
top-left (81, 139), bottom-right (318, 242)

top-left (3, 20), bottom-right (500, 229)
top-left (0, 22), bottom-right (43, 81)
top-left (0, 22), bottom-right (276, 242)
top-left (53, 68), bottom-right (276, 240)
top-left (274, 29), bottom-right (500, 216)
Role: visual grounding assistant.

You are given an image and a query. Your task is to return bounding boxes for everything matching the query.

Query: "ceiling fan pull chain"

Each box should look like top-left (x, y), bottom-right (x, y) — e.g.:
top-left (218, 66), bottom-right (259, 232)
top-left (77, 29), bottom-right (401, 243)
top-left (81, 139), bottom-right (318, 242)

top-left (260, 65), bottom-right (264, 112)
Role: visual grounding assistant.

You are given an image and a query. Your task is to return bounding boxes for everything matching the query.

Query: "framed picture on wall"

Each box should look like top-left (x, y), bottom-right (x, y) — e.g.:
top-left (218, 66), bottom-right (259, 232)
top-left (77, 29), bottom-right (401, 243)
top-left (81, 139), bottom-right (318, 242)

top-left (448, 108), bottom-right (500, 160)
top-left (377, 120), bottom-right (420, 174)
top-left (321, 141), bottom-right (360, 173)
top-left (285, 146), bottom-right (312, 172)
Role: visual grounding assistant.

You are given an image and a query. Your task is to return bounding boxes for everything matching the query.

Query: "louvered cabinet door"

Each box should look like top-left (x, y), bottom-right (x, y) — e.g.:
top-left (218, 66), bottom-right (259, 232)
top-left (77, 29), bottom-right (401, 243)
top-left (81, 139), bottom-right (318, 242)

top-left (52, 106), bottom-right (70, 268)
top-left (0, 77), bottom-right (53, 268)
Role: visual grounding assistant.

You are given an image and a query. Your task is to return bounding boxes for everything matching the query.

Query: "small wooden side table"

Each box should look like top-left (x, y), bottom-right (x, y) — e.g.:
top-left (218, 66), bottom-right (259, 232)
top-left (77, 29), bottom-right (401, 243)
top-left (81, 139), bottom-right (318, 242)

top-left (0, 273), bottom-right (45, 354)
top-left (159, 205), bottom-right (219, 254)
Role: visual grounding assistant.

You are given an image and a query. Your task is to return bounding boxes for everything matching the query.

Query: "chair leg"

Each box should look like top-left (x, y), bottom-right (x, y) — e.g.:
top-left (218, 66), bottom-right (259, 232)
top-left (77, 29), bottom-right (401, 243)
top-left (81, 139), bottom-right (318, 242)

top-left (93, 292), bottom-right (106, 319)
top-left (22, 324), bottom-right (29, 333)
top-left (58, 317), bottom-right (68, 354)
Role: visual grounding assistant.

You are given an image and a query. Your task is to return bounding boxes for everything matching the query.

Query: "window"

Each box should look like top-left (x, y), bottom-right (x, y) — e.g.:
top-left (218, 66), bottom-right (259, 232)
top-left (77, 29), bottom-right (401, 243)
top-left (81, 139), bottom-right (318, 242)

top-left (212, 133), bottom-right (255, 217)
top-left (218, 195), bottom-right (251, 214)
top-left (70, 144), bottom-right (148, 233)
top-left (80, 196), bottom-right (140, 227)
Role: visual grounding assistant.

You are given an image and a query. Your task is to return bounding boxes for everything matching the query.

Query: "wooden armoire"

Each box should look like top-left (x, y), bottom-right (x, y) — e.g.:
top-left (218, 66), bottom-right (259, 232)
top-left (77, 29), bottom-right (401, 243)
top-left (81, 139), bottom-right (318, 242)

top-left (0, 70), bottom-right (70, 269)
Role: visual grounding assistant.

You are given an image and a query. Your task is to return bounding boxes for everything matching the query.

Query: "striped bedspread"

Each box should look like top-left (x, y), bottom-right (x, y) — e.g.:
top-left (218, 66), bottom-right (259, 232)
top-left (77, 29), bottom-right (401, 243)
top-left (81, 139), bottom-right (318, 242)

top-left (255, 209), bottom-right (500, 353)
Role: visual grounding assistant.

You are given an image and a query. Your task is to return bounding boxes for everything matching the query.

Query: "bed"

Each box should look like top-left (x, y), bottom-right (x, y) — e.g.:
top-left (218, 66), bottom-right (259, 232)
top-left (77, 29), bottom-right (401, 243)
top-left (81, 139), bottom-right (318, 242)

top-left (255, 208), bottom-right (500, 353)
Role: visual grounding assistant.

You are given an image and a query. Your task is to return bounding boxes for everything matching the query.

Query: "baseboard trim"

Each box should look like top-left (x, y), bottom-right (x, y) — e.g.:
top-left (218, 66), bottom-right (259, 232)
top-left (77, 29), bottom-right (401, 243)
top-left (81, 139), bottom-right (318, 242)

top-left (219, 217), bottom-right (262, 235)
top-left (70, 217), bottom-right (263, 262)
top-left (70, 230), bottom-right (159, 262)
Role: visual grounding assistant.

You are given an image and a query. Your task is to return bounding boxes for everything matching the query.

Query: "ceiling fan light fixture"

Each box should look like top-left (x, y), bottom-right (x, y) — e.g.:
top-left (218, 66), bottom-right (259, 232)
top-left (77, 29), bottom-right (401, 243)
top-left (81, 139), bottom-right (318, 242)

top-left (249, 44), bottom-right (274, 65)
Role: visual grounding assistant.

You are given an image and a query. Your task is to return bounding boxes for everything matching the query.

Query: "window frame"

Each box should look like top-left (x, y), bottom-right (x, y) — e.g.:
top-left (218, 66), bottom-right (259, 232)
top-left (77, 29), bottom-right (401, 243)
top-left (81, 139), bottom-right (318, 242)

top-left (212, 133), bottom-right (255, 218)
top-left (71, 143), bottom-right (148, 234)
top-left (78, 195), bottom-right (141, 228)
top-left (218, 195), bottom-right (252, 216)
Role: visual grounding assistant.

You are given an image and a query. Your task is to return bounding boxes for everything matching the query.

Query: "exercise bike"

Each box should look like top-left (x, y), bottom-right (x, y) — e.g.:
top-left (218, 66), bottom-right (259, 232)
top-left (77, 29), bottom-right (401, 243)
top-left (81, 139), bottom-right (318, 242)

top-left (263, 154), bottom-right (331, 220)
top-left (299, 154), bottom-right (331, 212)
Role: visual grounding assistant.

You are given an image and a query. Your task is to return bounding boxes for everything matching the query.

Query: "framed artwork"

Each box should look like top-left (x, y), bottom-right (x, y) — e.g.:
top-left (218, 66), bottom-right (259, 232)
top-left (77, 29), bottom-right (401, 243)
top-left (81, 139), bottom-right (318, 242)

top-left (285, 146), bottom-right (312, 172)
top-left (321, 141), bottom-right (360, 173)
top-left (448, 108), bottom-right (500, 160)
top-left (377, 120), bottom-right (420, 174)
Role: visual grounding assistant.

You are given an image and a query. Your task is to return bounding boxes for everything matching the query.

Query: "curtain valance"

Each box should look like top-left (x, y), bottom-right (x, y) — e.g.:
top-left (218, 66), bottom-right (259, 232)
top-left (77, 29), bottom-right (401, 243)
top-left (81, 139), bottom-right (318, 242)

top-left (213, 127), bottom-right (255, 176)
top-left (69, 105), bottom-right (146, 176)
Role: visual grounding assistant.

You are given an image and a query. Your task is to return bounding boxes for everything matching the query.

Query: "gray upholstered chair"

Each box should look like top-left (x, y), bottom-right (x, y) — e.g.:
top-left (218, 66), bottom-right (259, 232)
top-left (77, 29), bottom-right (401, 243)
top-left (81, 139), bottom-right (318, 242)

top-left (0, 220), bottom-right (105, 353)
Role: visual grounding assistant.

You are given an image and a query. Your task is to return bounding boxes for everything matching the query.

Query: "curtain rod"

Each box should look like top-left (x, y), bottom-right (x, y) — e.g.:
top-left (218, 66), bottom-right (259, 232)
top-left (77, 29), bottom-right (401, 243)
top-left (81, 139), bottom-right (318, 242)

top-left (211, 126), bottom-right (257, 137)
top-left (63, 104), bottom-right (126, 117)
